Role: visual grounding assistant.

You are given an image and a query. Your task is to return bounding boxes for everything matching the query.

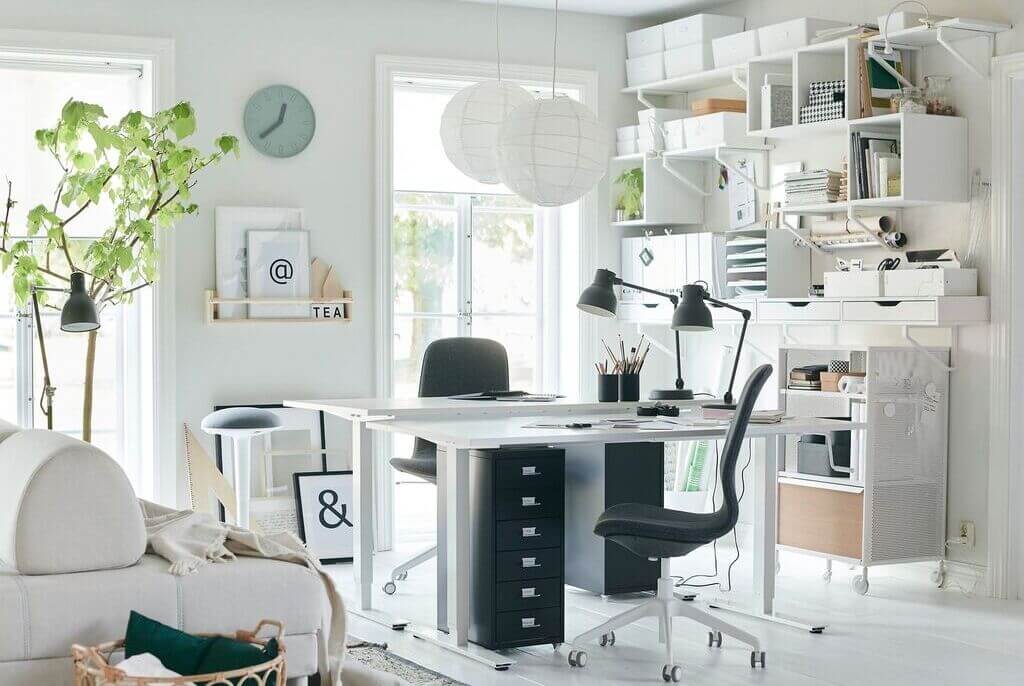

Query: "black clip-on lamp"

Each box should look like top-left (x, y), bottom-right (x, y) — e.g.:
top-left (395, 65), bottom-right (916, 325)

top-left (31, 271), bottom-right (101, 429)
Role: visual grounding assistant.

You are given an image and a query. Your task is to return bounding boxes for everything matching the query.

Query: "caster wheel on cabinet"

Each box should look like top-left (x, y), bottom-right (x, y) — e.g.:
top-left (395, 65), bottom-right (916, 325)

top-left (568, 650), bottom-right (587, 668)
top-left (662, 664), bottom-right (683, 682)
top-left (382, 581), bottom-right (397, 595)
top-left (852, 575), bottom-right (869, 595)
top-left (599, 631), bottom-right (616, 647)
top-left (707, 630), bottom-right (722, 648)
top-left (750, 651), bottom-right (766, 669)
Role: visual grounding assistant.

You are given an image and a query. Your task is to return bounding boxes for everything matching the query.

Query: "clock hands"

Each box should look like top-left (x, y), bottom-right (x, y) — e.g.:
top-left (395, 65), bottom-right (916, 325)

top-left (258, 103), bottom-right (288, 139)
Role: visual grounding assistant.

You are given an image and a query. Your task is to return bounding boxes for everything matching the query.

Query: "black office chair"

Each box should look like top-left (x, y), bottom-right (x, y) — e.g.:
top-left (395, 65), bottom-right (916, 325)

top-left (383, 337), bottom-right (510, 595)
top-left (567, 364), bottom-right (773, 682)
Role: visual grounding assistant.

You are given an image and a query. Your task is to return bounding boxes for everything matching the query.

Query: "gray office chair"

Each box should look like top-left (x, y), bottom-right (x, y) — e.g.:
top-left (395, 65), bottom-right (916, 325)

top-left (567, 364), bottom-right (773, 683)
top-left (383, 337), bottom-right (510, 595)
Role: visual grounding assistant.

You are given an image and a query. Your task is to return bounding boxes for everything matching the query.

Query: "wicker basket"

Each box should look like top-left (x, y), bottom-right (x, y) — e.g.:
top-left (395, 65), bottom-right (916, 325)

top-left (72, 619), bottom-right (287, 686)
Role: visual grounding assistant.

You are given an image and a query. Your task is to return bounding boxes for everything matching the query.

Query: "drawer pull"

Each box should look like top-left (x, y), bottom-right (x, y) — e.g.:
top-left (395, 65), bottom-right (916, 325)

top-left (521, 617), bottom-right (541, 629)
top-left (521, 587), bottom-right (539, 598)
top-left (521, 496), bottom-right (541, 507)
top-left (522, 526), bottom-right (539, 537)
top-left (522, 557), bottom-right (541, 568)
top-left (521, 466), bottom-right (540, 476)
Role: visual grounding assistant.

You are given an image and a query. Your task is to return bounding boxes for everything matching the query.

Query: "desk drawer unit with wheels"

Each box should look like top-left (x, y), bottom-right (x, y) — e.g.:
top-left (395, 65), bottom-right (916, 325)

top-left (469, 447), bottom-right (565, 650)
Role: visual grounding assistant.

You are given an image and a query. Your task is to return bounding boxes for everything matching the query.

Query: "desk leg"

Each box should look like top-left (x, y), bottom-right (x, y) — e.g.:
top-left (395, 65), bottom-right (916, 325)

top-left (349, 420), bottom-right (408, 631)
top-left (707, 435), bottom-right (827, 634)
top-left (436, 443), bottom-right (448, 633)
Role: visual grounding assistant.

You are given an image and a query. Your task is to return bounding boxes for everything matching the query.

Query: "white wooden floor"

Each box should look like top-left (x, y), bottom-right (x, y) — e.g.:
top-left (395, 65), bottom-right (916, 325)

top-left (332, 532), bottom-right (1024, 686)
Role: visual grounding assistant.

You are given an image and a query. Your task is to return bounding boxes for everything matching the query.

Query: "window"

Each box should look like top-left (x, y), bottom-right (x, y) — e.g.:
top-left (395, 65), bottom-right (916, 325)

top-left (0, 57), bottom-right (155, 497)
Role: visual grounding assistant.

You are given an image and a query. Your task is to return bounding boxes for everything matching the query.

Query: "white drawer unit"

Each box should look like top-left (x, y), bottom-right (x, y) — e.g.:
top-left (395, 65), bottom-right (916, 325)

top-left (663, 43), bottom-right (715, 79)
top-left (662, 13), bottom-right (745, 50)
top-left (841, 299), bottom-right (936, 323)
top-left (626, 52), bottom-right (665, 87)
top-left (757, 300), bottom-right (840, 322)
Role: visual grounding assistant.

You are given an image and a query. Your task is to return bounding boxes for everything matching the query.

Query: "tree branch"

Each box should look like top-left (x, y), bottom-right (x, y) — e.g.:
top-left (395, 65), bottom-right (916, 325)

top-left (102, 281), bottom-right (151, 303)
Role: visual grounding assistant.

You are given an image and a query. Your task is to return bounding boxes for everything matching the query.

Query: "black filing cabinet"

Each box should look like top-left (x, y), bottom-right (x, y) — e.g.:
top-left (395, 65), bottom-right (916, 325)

top-left (469, 447), bottom-right (565, 650)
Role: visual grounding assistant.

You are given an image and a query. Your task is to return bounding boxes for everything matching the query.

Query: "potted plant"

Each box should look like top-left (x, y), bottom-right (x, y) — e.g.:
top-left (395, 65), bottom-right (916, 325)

top-left (615, 167), bottom-right (644, 221)
top-left (0, 99), bottom-right (239, 441)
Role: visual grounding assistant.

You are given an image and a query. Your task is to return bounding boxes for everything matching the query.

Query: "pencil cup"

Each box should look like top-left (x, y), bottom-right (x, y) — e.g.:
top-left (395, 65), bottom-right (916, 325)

top-left (598, 374), bottom-right (619, 402)
top-left (618, 373), bottom-right (640, 402)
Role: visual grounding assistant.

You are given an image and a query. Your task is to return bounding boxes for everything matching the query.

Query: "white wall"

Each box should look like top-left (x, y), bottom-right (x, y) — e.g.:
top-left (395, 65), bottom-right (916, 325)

top-left (0, 0), bottom-right (640, 504)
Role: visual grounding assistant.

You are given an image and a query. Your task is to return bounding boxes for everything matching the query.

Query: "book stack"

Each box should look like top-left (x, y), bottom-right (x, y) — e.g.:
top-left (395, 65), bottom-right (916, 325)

top-left (799, 80), bottom-right (845, 124)
top-left (789, 364), bottom-right (828, 391)
top-left (783, 170), bottom-right (842, 206)
top-left (851, 130), bottom-right (900, 199)
top-left (838, 160), bottom-right (849, 202)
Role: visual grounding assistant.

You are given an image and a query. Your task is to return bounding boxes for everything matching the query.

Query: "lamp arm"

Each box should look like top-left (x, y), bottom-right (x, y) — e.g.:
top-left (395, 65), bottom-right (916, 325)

top-left (723, 312), bottom-right (750, 406)
top-left (614, 278), bottom-right (679, 306)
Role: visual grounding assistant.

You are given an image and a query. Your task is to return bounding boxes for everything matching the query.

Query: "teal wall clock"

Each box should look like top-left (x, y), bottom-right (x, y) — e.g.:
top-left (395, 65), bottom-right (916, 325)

top-left (243, 84), bottom-right (316, 158)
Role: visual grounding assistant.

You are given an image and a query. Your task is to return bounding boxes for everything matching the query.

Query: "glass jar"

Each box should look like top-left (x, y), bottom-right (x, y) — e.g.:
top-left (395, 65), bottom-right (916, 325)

top-left (924, 75), bottom-right (954, 115)
top-left (893, 87), bottom-right (926, 114)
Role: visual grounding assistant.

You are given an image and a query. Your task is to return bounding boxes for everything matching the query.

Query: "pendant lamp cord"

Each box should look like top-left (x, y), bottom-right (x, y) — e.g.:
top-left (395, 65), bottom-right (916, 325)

top-left (495, 0), bottom-right (502, 81)
top-left (551, 0), bottom-right (559, 97)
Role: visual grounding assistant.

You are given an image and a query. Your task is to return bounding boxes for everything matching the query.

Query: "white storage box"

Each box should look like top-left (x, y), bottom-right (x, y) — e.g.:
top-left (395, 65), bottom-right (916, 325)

top-left (682, 112), bottom-right (751, 149)
top-left (713, 29), bottom-right (759, 67)
top-left (638, 107), bottom-right (686, 148)
top-left (757, 18), bottom-right (847, 55)
top-left (882, 268), bottom-right (977, 297)
top-left (664, 119), bottom-right (685, 150)
top-left (663, 43), bottom-right (715, 79)
top-left (617, 124), bottom-right (640, 141)
top-left (627, 24), bottom-right (664, 58)
top-left (637, 136), bottom-right (656, 153)
top-left (616, 139), bottom-right (640, 156)
top-left (662, 14), bottom-right (745, 50)
top-left (824, 271), bottom-right (884, 298)
top-left (626, 52), bottom-right (664, 86)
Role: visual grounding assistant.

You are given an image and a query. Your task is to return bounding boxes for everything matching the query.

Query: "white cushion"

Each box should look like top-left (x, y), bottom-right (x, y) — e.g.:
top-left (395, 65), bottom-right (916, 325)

top-left (0, 429), bottom-right (146, 575)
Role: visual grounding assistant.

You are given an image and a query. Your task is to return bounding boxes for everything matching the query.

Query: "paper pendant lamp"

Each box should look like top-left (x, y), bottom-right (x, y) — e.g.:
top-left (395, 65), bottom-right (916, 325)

top-left (496, 94), bottom-right (609, 207)
top-left (439, 80), bottom-right (534, 184)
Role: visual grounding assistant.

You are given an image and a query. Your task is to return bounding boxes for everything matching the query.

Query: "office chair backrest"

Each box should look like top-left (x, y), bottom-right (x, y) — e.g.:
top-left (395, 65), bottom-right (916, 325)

top-left (413, 337), bottom-right (510, 457)
top-left (708, 364), bottom-right (773, 538)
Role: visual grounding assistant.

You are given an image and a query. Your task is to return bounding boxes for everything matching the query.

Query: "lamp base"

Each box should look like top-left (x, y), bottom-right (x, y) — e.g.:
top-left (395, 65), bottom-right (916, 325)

top-left (701, 402), bottom-right (737, 411)
top-left (649, 388), bottom-right (694, 401)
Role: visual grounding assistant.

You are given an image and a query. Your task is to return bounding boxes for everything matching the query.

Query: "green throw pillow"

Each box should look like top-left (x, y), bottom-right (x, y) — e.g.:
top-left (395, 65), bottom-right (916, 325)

top-left (196, 636), bottom-right (279, 686)
top-left (123, 611), bottom-right (214, 676)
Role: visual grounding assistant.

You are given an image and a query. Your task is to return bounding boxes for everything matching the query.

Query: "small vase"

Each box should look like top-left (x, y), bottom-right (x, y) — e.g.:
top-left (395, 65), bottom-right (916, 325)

top-left (615, 208), bottom-right (627, 222)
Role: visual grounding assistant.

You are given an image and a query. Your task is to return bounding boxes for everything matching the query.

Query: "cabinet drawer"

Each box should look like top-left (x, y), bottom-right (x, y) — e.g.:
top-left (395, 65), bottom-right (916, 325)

top-left (495, 607), bottom-right (562, 645)
top-left (495, 488), bottom-right (561, 520)
top-left (778, 482), bottom-right (864, 560)
top-left (758, 300), bottom-right (841, 322)
top-left (496, 518), bottom-right (563, 551)
top-left (496, 578), bottom-right (563, 611)
top-left (841, 299), bottom-right (936, 323)
top-left (496, 548), bottom-right (562, 581)
top-left (495, 453), bottom-right (564, 490)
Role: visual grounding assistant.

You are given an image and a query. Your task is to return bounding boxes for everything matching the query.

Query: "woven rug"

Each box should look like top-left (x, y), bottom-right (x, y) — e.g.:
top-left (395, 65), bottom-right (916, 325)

top-left (346, 640), bottom-right (468, 685)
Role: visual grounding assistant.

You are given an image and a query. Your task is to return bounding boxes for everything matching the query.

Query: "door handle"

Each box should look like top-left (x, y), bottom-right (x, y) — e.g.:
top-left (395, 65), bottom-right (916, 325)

top-left (521, 496), bottom-right (540, 507)
top-left (521, 587), bottom-right (539, 598)
top-left (521, 465), bottom-right (540, 476)
top-left (522, 557), bottom-right (541, 568)
top-left (521, 617), bottom-right (540, 629)
top-left (522, 527), bottom-right (540, 538)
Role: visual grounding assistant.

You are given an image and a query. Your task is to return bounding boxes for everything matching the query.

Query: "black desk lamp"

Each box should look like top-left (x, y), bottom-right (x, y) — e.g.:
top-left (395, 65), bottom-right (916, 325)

top-left (577, 268), bottom-right (693, 400)
top-left (672, 283), bottom-right (751, 409)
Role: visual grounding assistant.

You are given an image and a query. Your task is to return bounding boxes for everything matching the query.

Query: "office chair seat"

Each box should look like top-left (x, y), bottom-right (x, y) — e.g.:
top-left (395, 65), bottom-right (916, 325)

top-left (389, 445), bottom-right (438, 483)
top-left (595, 503), bottom-right (725, 559)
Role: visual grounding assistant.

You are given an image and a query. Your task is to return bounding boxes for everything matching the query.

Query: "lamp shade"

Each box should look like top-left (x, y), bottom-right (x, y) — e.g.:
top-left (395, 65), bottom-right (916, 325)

top-left (671, 284), bottom-right (714, 331)
top-left (496, 95), bottom-right (609, 207)
top-left (60, 272), bottom-right (100, 333)
top-left (439, 80), bottom-right (534, 184)
top-left (577, 268), bottom-right (618, 317)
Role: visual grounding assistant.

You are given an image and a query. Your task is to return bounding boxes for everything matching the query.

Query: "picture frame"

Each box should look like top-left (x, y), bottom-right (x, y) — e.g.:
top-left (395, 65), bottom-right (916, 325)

top-left (246, 229), bottom-right (311, 318)
top-left (293, 470), bottom-right (354, 564)
top-left (213, 403), bottom-right (328, 534)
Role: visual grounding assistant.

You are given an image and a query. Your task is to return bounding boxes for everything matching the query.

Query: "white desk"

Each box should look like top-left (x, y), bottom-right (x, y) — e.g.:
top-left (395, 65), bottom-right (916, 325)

top-left (283, 397), bottom-right (683, 630)
top-left (366, 411), bottom-right (864, 669)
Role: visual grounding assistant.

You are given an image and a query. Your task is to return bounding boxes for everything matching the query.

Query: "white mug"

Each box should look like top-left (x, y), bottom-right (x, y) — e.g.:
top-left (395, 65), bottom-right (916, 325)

top-left (838, 375), bottom-right (866, 395)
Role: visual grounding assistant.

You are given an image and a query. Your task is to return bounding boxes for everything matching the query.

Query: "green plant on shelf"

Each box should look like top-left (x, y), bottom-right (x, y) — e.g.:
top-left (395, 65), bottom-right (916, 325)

top-left (615, 167), bottom-right (644, 220)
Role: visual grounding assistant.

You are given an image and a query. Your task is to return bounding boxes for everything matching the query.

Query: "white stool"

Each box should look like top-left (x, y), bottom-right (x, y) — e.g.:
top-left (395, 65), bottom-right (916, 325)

top-left (201, 407), bottom-right (281, 529)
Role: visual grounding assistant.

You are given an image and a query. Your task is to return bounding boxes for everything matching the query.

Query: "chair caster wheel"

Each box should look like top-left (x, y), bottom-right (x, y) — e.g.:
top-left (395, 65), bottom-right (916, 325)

top-left (396, 572), bottom-right (408, 581)
top-left (599, 631), bottom-right (615, 647)
top-left (707, 630), bottom-right (722, 648)
top-left (551, 642), bottom-right (562, 650)
top-left (750, 651), bottom-right (766, 668)
top-left (662, 664), bottom-right (683, 682)
top-left (852, 575), bottom-right (869, 595)
top-left (568, 649), bottom-right (587, 668)
top-left (382, 581), bottom-right (397, 595)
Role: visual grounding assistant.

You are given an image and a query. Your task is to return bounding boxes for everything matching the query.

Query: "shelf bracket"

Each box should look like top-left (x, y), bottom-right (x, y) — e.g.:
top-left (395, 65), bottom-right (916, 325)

top-left (866, 43), bottom-right (914, 89)
top-left (714, 146), bottom-right (779, 193)
top-left (936, 26), bottom-right (992, 80)
top-left (847, 211), bottom-right (898, 251)
top-left (778, 216), bottom-right (830, 257)
top-left (731, 68), bottom-right (748, 93)
top-left (637, 88), bottom-right (658, 110)
top-left (661, 155), bottom-right (712, 197)
top-left (901, 325), bottom-right (956, 372)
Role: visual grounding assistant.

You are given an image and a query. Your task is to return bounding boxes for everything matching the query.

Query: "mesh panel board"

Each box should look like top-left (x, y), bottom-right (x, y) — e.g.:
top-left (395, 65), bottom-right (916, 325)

top-left (868, 481), bottom-right (944, 561)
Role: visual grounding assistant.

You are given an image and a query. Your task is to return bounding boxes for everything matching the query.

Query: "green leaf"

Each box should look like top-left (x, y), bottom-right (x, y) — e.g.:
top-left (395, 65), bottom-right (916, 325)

top-left (71, 151), bottom-right (96, 171)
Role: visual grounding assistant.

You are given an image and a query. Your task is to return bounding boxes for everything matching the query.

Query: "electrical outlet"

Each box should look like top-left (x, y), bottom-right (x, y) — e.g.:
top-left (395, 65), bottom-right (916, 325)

top-left (958, 520), bottom-right (976, 549)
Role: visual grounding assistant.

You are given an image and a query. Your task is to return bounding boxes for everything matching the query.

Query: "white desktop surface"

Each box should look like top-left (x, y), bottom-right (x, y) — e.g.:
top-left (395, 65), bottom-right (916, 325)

top-left (284, 396), bottom-right (683, 418)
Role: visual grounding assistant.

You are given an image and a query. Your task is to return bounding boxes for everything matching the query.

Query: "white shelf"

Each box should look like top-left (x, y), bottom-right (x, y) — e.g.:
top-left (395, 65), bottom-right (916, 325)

top-left (779, 471), bottom-right (865, 491)
top-left (662, 144), bottom-right (771, 160)
top-left (205, 290), bottom-right (353, 324)
top-left (782, 388), bottom-right (866, 401)
top-left (622, 64), bottom-right (739, 95)
top-left (611, 152), bottom-right (646, 162)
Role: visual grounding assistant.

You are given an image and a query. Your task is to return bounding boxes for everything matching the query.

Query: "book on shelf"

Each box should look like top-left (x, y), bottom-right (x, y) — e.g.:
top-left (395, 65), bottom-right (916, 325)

top-left (851, 131), bottom-right (899, 199)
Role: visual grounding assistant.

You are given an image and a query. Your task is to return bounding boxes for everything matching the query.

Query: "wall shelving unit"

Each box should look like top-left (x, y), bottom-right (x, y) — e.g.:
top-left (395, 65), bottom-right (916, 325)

top-left (204, 290), bottom-right (353, 324)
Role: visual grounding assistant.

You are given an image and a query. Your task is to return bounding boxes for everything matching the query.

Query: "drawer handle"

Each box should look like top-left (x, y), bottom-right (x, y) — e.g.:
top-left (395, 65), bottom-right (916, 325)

top-left (521, 496), bottom-right (541, 507)
top-left (521, 617), bottom-right (541, 629)
top-left (875, 300), bottom-right (902, 307)
top-left (521, 466), bottom-right (540, 476)
top-left (522, 557), bottom-right (541, 568)
top-left (522, 527), bottom-right (540, 538)
top-left (521, 587), bottom-right (539, 598)
top-left (786, 301), bottom-right (811, 308)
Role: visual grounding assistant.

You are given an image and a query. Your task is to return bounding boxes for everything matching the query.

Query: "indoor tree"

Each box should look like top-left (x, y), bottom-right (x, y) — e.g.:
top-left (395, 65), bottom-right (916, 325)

top-left (0, 99), bottom-right (238, 441)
